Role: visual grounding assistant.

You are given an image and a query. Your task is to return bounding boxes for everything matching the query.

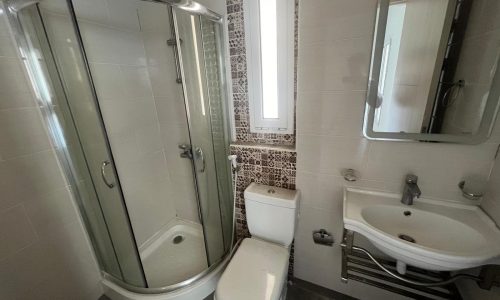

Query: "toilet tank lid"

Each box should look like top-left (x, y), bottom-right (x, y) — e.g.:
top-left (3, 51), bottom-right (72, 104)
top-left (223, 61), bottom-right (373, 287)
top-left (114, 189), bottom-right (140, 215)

top-left (244, 183), bottom-right (299, 208)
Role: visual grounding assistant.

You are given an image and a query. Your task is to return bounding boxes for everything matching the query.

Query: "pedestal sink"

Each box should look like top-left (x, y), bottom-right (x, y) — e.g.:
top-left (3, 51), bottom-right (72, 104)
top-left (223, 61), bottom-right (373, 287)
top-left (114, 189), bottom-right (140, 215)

top-left (343, 187), bottom-right (500, 272)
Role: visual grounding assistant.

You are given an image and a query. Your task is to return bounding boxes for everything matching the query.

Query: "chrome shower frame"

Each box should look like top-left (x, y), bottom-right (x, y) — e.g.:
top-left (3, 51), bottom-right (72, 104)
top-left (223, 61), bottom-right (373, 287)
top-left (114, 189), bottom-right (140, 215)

top-left (3, 0), bottom-right (149, 287)
top-left (3, 0), bottom-right (235, 295)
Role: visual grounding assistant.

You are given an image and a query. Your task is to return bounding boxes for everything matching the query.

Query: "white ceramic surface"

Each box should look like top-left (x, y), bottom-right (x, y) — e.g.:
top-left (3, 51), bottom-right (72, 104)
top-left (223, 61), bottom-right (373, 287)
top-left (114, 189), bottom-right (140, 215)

top-left (215, 238), bottom-right (289, 300)
top-left (343, 187), bottom-right (500, 271)
top-left (245, 183), bottom-right (300, 246)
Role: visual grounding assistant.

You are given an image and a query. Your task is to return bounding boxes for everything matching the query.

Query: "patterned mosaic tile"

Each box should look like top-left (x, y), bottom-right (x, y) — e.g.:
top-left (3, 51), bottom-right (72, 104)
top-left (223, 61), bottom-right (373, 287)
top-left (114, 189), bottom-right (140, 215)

top-left (226, 0), bottom-right (298, 146)
top-left (230, 144), bottom-right (297, 277)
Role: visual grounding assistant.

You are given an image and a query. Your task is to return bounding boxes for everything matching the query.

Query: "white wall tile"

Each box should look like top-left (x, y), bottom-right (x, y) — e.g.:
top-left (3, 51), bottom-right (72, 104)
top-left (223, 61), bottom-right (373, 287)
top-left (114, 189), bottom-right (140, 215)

top-left (297, 37), bottom-right (372, 92)
top-left (155, 94), bottom-right (189, 126)
top-left (79, 2), bottom-right (201, 245)
top-left (297, 91), bottom-right (366, 136)
top-left (105, 0), bottom-right (141, 32)
top-left (137, 1), bottom-right (170, 33)
top-left (23, 187), bottom-right (78, 236)
top-left (0, 92), bottom-right (35, 110)
top-left (0, 35), bottom-right (16, 57)
top-left (0, 58), bottom-right (31, 96)
top-left (0, 204), bottom-right (38, 261)
top-left (68, 0), bottom-right (109, 24)
top-left (0, 108), bottom-right (52, 159)
top-left (143, 32), bottom-right (174, 66)
top-left (297, 135), bottom-right (369, 175)
top-left (79, 22), bottom-right (146, 65)
top-left (148, 64), bottom-right (182, 97)
top-left (299, 0), bottom-right (377, 44)
top-left (295, 0), bottom-right (500, 297)
top-left (0, 11), bottom-right (101, 299)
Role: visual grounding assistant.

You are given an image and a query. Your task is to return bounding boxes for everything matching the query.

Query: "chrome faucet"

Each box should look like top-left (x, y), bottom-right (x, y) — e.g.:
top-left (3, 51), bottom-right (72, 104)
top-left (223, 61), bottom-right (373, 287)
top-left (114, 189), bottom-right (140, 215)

top-left (401, 174), bottom-right (421, 205)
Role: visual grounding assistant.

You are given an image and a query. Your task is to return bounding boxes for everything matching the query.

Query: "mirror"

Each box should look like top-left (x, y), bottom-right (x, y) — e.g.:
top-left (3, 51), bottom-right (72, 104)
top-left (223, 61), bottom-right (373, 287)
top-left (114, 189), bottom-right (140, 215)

top-left (364, 0), bottom-right (500, 144)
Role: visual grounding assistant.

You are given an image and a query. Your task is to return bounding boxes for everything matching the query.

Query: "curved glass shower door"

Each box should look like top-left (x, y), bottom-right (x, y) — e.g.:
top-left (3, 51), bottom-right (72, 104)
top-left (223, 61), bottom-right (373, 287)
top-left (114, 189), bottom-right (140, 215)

top-left (6, 0), bottom-right (234, 290)
top-left (6, 0), bottom-right (146, 287)
top-left (174, 8), bottom-right (233, 265)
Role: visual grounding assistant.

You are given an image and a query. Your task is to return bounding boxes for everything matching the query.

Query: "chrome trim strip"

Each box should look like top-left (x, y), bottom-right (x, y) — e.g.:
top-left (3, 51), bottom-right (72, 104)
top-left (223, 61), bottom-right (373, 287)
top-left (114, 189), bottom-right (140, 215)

top-left (6, 0), bottom-right (40, 12)
top-left (103, 239), bottom-right (241, 294)
top-left (363, 0), bottom-right (500, 144)
top-left (146, 0), bottom-right (223, 23)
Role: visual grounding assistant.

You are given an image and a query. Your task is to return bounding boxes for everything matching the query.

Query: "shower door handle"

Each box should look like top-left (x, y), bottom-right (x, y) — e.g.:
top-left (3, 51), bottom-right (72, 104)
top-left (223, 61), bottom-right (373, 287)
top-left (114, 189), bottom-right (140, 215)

top-left (195, 147), bottom-right (206, 173)
top-left (101, 160), bottom-right (115, 188)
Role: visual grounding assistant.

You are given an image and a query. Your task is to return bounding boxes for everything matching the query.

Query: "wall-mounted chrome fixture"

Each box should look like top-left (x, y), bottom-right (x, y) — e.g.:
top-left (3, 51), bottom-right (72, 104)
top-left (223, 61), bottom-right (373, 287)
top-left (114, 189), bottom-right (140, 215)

top-left (401, 174), bottom-right (421, 205)
top-left (459, 180), bottom-right (484, 201)
top-left (312, 229), bottom-right (334, 246)
top-left (341, 169), bottom-right (358, 182)
top-left (100, 161), bottom-right (115, 188)
top-left (167, 7), bottom-right (183, 84)
top-left (340, 229), bottom-right (485, 299)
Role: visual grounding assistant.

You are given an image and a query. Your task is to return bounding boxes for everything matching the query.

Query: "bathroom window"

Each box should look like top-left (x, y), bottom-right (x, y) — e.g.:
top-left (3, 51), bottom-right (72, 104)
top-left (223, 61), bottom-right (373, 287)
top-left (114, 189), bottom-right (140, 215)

top-left (244, 0), bottom-right (294, 134)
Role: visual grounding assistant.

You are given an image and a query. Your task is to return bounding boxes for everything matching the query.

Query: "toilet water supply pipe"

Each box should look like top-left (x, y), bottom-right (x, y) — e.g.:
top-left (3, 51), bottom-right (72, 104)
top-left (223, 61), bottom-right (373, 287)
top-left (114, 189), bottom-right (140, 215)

top-left (228, 155), bottom-right (242, 250)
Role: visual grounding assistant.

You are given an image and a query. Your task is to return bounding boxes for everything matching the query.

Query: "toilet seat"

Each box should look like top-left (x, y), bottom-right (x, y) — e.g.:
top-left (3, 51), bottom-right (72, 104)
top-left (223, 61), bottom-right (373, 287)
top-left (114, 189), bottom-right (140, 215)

top-left (215, 238), bottom-right (289, 300)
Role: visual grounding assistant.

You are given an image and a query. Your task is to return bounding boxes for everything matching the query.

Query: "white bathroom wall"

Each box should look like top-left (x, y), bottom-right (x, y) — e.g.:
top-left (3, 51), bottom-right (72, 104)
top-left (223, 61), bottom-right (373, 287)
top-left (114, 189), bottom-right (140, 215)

top-left (0, 7), bottom-right (101, 299)
top-left (294, 0), bottom-right (500, 298)
top-left (50, 0), bottom-right (201, 246)
top-left (456, 156), bottom-right (500, 299)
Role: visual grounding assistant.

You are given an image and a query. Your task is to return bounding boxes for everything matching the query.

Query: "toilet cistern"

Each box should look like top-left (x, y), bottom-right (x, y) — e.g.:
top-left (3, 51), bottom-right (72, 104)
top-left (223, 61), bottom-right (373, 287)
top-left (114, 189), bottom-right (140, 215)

top-left (401, 174), bottom-right (421, 205)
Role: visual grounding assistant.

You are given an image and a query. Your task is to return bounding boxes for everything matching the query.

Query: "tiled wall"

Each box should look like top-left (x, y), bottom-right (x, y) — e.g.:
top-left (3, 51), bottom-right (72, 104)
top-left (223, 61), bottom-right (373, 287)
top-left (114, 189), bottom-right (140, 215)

top-left (0, 8), bottom-right (101, 299)
top-left (226, 0), bottom-right (299, 276)
top-left (230, 144), bottom-right (297, 275)
top-left (230, 145), bottom-right (297, 240)
top-left (294, 0), bottom-right (500, 299)
top-left (67, 0), bottom-right (199, 246)
top-left (226, 0), bottom-right (297, 146)
top-left (459, 157), bottom-right (500, 299)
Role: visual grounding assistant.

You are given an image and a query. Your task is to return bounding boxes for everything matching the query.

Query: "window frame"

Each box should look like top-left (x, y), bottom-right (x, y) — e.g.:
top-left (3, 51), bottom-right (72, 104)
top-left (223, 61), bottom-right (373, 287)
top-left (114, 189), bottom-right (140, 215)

top-left (243, 0), bottom-right (295, 134)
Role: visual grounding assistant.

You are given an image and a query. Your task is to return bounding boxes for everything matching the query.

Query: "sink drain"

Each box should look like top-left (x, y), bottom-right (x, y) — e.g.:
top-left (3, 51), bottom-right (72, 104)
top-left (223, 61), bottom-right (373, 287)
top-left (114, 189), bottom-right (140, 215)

top-left (398, 234), bottom-right (416, 243)
top-left (173, 235), bottom-right (184, 244)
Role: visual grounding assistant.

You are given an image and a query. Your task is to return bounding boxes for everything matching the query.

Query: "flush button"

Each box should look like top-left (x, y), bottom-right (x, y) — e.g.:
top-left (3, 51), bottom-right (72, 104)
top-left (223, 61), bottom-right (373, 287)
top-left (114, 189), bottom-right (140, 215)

top-left (267, 189), bottom-right (276, 194)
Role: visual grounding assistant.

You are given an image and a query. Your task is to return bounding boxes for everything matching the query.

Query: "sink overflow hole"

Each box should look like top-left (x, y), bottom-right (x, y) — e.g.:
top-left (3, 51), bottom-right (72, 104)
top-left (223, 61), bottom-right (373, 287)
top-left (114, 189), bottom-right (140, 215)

top-left (403, 210), bottom-right (412, 217)
top-left (398, 234), bottom-right (416, 243)
top-left (173, 235), bottom-right (184, 244)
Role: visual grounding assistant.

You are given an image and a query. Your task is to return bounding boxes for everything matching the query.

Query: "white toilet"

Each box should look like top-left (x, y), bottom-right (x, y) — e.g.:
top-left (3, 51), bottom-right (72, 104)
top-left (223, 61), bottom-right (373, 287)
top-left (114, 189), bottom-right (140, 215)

top-left (215, 183), bottom-right (300, 300)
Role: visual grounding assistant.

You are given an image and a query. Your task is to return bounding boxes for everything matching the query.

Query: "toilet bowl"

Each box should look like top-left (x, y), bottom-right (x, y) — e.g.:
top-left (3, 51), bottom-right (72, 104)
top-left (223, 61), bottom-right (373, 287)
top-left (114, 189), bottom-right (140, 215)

top-left (215, 183), bottom-right (300, 300)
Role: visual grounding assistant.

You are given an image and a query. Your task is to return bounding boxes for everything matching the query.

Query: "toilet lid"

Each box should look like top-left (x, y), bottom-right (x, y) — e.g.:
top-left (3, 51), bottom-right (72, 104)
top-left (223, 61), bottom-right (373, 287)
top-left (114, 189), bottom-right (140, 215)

top-left (215, 238), bottom-right (289, 300)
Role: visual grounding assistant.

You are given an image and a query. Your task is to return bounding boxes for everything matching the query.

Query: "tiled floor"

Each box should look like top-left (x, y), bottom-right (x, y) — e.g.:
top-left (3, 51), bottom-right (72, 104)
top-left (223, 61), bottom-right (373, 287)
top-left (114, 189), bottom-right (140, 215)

top-left (100, 278), bottom-right (356, 300)
top-left (287, 279), bottom-right (358, 300)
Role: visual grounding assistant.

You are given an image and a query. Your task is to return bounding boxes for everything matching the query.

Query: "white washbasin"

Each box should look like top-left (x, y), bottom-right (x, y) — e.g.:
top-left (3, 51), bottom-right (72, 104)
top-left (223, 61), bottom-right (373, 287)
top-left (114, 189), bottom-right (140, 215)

top-left (343, 187), bottom-right (500, 271)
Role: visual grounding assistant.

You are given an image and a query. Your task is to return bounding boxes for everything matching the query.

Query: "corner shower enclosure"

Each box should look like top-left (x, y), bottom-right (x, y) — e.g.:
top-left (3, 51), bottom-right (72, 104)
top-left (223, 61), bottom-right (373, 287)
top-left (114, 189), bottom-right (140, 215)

top-left (4, 0), bottom-right (233, 292)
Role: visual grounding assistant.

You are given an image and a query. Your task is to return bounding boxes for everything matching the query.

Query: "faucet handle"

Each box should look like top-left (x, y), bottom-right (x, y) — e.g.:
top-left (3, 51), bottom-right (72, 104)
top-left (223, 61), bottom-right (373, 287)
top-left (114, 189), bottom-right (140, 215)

top-left (405, 174), bottom-right (418, 184)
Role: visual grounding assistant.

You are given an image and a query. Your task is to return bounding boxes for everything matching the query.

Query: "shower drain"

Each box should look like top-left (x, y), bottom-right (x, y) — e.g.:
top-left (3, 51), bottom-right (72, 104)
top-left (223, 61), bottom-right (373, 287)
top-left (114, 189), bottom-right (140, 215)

top-left (173, 235), bottom-right (184, 244)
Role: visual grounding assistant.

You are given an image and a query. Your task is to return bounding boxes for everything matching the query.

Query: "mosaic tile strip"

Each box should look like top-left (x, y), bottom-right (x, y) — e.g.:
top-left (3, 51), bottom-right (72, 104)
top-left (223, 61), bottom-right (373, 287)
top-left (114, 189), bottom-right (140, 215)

top-left (226, 0), bottom-right (298, 146)
top-left (230, 144), bottom-right (297, 277)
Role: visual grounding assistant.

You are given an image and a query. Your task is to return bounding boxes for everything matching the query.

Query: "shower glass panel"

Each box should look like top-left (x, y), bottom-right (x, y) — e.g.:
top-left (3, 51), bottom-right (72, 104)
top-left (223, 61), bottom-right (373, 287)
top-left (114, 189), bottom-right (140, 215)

top-left (199, 14), bottom-right (234, 255)
top-left (174, 9), bottom-right (234, 263)
top-left (174, 9), bottom-right (229, 265)
top-left (8, 0), bottom-right (146, 287)
top-left (6, 0), bottom-right (233, 291)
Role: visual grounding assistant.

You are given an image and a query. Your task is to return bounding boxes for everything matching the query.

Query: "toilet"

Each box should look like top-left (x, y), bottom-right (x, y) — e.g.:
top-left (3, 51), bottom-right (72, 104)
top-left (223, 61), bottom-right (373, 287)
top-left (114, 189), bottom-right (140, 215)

top-left (215, 183), bottom-right (300, 300)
